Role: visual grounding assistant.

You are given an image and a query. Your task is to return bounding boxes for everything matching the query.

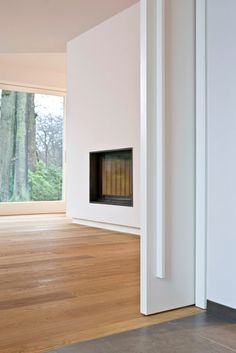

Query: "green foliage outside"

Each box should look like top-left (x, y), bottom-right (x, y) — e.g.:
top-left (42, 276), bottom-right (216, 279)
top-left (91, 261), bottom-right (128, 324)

top-left (0, 90), bottom-right (64, 203)
top-left (29, 161), bottom-right (62, 201)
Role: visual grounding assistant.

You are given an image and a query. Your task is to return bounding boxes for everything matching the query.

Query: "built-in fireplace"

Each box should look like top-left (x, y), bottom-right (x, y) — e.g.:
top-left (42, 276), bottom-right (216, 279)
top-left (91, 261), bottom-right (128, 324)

top-left (90, 148), bottom-right (133, 206)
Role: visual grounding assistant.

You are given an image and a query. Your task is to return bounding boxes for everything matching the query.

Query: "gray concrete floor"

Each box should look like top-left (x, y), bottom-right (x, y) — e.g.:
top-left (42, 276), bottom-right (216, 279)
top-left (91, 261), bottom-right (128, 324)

top-left (47, 312), bottom-right (236, 353)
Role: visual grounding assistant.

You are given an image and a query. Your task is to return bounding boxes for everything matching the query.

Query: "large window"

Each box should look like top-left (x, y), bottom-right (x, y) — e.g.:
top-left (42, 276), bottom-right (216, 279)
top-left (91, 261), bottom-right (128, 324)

top-left (0, 88), bottom-right (64, 203)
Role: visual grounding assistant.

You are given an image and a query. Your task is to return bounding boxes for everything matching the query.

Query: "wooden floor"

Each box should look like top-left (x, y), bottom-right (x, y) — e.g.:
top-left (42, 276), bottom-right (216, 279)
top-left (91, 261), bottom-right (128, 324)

top-left (0, 215), bottom-right (201, 353)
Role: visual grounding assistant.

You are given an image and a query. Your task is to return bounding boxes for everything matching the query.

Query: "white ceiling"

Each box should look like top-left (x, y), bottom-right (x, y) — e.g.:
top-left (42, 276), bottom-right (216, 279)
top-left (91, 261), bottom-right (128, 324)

top-left (0, 0), bottom-right (138, 53)
top-left (0, 53), bottom-right (67, 89)
top-left (0, 53), bottom-right (66, 72)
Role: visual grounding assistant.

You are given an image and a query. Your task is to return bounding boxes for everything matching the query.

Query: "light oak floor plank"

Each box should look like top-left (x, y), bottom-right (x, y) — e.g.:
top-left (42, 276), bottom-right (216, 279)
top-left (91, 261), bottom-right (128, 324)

top-left (0, 215), bottom-right (202, 353)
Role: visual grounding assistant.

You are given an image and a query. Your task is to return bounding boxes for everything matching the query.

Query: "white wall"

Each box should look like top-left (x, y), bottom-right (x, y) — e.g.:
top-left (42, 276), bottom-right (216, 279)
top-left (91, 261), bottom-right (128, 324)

top-left (207, 0), bottom-right (236, 309)
top-left (66, 4), bottom-right (140, 231)
top-left (0, 53), bottom-right (66, 91)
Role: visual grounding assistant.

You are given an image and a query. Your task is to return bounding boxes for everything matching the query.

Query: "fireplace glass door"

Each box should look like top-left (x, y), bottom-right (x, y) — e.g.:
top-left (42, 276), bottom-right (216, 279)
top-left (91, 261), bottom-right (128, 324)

top-left (90, 149), bottom-right (133, 206)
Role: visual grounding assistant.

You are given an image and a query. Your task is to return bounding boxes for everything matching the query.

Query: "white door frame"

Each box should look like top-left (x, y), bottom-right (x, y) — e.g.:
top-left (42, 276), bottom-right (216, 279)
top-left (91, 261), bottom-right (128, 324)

top-left (195, 0), bottom-right (207, 309)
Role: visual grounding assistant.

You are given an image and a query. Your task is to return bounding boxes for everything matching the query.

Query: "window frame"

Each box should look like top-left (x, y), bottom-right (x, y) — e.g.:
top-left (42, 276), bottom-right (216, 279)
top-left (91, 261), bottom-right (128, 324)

top-left (0, 83), bottom-right (66, 216)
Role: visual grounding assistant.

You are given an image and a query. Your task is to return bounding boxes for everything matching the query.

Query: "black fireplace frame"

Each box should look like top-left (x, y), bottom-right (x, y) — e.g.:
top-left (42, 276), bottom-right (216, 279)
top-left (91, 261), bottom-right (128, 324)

top-left (89, 148), bottom-right (133, 207)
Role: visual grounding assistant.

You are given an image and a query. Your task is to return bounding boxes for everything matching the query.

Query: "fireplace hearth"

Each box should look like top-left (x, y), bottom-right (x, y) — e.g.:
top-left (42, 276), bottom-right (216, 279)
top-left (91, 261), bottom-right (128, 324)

top-left (90, 148), bottom-right (133, 207)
